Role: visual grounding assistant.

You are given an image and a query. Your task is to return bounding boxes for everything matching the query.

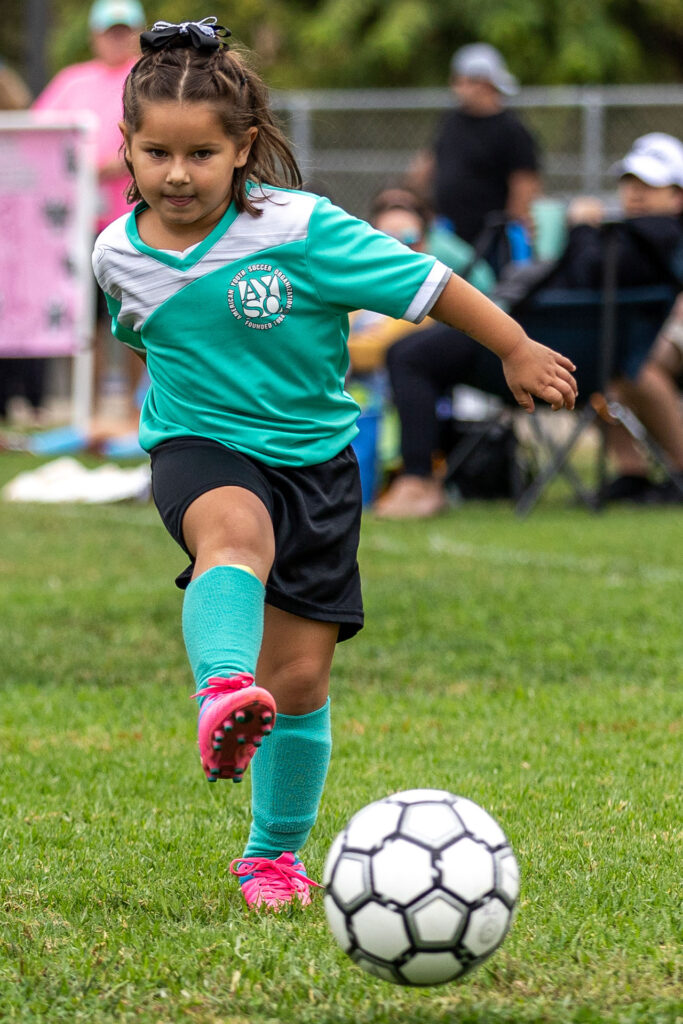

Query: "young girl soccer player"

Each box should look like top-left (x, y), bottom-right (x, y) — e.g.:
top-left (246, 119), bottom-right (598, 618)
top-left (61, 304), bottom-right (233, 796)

top-left (92, 17), bottom-right (578, 910)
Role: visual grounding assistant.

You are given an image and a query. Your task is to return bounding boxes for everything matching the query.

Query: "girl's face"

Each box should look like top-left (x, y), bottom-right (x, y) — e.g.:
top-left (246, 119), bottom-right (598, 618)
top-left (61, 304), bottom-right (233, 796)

top-left (122, 101), bottom-right (257, 243)
top-left (618, 175), bottom-right (683, 218)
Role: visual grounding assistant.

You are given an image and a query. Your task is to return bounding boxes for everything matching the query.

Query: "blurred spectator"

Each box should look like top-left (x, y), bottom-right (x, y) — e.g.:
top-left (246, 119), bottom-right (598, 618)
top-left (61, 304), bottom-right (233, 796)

top-left (548, 133), bottom-right (683, 290)
top-left (376, 133), bottom-right (683, 517)
top-left (33, 0), bottom-right (146, 422)
top-left (369, 187), bottom-right (496, 293)
top-left (348, 187), bottom-right (494, 375)
top-left (34, 0), bottom-right (144, 232)
top-left (550, 133), bottom-right (683, 502)
top-left (407, 43), bottom-right (540, 261)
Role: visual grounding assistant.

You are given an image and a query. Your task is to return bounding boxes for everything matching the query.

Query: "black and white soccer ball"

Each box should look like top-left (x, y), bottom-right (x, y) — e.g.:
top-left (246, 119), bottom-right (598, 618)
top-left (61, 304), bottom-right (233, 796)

top-left (323, 789), bottom-right (519, 987)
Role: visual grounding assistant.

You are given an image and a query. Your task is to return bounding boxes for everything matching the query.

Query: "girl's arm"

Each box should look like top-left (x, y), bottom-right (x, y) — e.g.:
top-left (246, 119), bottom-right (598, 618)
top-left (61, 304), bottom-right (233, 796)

top-left (430, 274), bottom-right (578, 413)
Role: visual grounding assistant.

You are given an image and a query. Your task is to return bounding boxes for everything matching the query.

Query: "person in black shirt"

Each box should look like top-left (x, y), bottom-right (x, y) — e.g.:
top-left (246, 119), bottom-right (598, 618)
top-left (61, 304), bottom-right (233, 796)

top-left (408, 43), bottom-right (540, 249)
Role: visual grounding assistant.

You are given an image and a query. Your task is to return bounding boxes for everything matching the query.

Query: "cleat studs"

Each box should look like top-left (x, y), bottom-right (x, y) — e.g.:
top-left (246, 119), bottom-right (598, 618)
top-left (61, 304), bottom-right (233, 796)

top-left (212, 742), bottom-right (222, 751)
top-left (222, 721), bottom-right (233, 732)
top-left (252, 736), bottom-right (262, 747)
top-left (260, 711), bottom-right (273, 724)
top-left (213, 729), bottom-right (224, 740)
top-left (262, 725), bottom-right (273, 735)
top-left (232, 776), bottom-right (242, 784)
top-left (233, 765), bottom-right (244, 775)
top-left (236, 735), bottom-right (246, 745)
top-left (234, 711), bottom-right (247, 724)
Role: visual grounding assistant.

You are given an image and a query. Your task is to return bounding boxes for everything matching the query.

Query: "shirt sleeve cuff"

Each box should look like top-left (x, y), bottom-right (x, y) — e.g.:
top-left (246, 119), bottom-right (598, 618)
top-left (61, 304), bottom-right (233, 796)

top-left (403, 262), bottom-right (452, 323)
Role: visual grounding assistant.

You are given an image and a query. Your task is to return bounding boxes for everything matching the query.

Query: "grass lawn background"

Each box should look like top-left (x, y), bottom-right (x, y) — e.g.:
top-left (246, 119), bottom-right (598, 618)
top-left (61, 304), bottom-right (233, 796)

top-left (0, 451), bottom-right (681, 1023)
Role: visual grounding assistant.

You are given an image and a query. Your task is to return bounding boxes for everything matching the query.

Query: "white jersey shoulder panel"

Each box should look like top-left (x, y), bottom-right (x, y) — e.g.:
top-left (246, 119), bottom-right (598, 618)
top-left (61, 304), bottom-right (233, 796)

top-left (92, 188), bottom-right (318, 331)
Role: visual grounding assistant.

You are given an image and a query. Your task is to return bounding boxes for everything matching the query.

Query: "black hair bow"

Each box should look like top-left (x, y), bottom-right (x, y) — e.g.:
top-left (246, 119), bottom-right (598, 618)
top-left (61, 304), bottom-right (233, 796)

top-left (140, 17), bottom-right (231, 53)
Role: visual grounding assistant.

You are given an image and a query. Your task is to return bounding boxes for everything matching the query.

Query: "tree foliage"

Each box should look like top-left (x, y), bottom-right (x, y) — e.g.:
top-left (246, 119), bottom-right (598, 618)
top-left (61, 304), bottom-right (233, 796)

top-left (2, 0), bottom-right (682, 92)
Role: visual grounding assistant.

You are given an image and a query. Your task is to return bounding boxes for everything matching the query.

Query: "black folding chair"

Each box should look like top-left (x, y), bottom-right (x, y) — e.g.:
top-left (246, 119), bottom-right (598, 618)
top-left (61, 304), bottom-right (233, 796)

top-left (444, 221), bottom-right (679, 514)
top-left (512, 222), bottom-right (678, 515)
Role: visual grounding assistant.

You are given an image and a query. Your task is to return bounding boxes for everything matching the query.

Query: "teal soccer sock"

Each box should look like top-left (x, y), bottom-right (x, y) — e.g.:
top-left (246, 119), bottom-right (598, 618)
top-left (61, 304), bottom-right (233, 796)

top-left (244, 699), bottom-right (332, 859)
top-left (181, 565), bottom-right (265, 696)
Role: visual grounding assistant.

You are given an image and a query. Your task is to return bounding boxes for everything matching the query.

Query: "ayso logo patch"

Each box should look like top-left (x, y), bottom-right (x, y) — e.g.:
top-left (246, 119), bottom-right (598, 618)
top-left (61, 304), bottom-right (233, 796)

top-left (228, 264), bottom-right (293, 330)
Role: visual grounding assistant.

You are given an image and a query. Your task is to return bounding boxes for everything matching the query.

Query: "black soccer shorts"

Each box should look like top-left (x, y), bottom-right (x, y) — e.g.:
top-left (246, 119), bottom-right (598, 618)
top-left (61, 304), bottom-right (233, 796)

top-left (150, 436), bottom-right (364, 641)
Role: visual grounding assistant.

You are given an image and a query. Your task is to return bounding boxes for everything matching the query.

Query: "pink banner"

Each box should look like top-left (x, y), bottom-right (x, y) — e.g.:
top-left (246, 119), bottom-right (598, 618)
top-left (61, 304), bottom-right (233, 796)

top-left (0, 122), bottom-right (93, 356)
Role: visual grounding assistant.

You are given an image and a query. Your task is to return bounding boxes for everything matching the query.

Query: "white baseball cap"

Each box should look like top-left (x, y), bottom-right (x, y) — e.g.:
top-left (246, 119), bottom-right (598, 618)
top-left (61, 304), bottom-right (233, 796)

top-left (450, 43), bottom-right (518, 96)
top-left (88, 0), bottom-right (145, 32)
top-left (612, 133), bottom-right (683, 188)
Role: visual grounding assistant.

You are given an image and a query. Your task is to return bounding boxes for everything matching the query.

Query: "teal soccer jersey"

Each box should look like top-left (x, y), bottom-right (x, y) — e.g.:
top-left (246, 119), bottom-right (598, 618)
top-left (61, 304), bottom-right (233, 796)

top-left (92, 185), bottom-right (451, 466)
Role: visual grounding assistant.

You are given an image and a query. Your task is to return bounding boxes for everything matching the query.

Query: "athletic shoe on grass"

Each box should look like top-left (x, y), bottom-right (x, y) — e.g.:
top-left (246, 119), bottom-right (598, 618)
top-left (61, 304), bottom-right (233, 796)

top-left (191, 673), bottom-right (276, 783)
top-left (230, 852), bottom-right (322, 910)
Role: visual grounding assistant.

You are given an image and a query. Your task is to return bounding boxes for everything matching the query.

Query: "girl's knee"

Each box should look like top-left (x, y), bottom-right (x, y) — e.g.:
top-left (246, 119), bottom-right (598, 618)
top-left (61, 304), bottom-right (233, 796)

top-left (263, 655), bottom-right (331, 715)
top-left (183, 486), bottom-right (275, 577)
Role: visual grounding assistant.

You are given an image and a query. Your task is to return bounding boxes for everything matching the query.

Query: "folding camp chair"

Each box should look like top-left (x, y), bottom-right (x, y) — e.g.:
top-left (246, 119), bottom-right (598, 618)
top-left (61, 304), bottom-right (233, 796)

top-left (512, 222), bottom-right (679, 515)
top-left (443, 220), bottom-right (679, 515)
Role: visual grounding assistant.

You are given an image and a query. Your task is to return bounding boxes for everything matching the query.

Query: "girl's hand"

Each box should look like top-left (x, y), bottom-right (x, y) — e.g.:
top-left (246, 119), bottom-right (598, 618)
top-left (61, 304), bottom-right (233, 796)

top-left (429, 275), bottom-right (578, 412)
top-left (502, 337), bottom-right (578, 413)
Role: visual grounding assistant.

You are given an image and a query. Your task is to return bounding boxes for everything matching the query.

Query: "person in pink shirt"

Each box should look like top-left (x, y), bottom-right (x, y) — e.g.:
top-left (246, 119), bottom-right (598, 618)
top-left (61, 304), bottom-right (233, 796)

top-left (34, 0), bottom-right (145, 231)
top-left (33, 0), bottom-right (146, 420)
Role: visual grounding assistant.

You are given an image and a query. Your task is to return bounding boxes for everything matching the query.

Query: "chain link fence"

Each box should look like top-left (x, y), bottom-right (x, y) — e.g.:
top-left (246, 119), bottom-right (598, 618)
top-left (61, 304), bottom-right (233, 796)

top-left (273, 84), bottom-right (683, 218)
top-left (23, 84), bottom-right (682, 414)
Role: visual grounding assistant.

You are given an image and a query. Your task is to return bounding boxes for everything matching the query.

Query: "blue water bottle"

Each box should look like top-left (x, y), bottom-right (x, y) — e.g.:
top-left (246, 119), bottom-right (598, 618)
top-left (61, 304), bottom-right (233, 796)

top-left (506, 221), bottom-right (533, 263)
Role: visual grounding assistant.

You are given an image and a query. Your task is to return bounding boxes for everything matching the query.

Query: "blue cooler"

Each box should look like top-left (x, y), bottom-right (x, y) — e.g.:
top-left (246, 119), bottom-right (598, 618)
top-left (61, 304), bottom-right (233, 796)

top-left (352, 407), bottom-right (381, 506)
top-left (28, 425), bottom-right (88, 455)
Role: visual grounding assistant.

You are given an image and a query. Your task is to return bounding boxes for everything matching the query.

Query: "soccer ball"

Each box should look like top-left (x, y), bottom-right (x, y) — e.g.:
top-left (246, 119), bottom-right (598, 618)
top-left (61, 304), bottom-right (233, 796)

top-left (323, 789), bottom-right (519, 986)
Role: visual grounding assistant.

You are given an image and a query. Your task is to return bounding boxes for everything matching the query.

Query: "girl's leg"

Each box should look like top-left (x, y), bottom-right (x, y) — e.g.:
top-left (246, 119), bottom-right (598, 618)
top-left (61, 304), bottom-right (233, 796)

top-left (180, 486), bottom-right (277, 782)
top-left (232, 607), bottom-right (337, 908)
top-left (248, 606), bottom-right (336, 848)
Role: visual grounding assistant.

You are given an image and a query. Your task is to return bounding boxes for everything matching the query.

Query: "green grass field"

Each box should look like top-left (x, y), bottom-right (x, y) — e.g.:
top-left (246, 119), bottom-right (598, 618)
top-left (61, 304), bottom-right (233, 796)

top-left (0, 451), bottom-right (681, 1024)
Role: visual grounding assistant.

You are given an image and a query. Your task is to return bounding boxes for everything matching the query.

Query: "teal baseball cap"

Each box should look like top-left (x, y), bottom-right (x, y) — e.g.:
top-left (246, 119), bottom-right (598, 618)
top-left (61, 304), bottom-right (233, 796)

top-left (88, 0), bottom-right (145, 31)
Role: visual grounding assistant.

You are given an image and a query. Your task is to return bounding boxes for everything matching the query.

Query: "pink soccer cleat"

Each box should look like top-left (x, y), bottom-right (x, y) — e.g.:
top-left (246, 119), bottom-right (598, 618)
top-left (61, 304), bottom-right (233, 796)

top-left (230, 852), bottom-right (322, 910)
top-left (191, 674), bottom-right (276, 783)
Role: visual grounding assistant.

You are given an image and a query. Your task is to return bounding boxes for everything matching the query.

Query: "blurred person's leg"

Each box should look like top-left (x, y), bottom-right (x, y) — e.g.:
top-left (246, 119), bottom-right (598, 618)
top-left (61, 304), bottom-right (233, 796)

top-left (614, 364), bottom-right (683, 467)
top-left (0, 360), bottom-right (11, 420)
top-left (649, 304), bottom-right (683, 386)
top-left (0, 360), bottom-right (23, 422)
top-left (125, 343), bottom-right (145, 422)
top-left (605, 363), bottom-right (683, 501)
top-left (376, 325), bottom-right (482, 518)
top-left (94, 314), bottom-right (143, 427)
top-left (21, 358), bottom-right (48, 415)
